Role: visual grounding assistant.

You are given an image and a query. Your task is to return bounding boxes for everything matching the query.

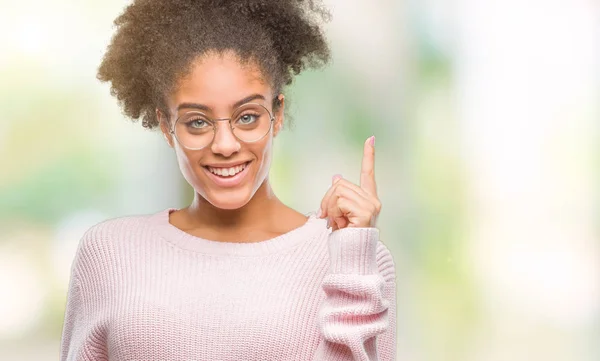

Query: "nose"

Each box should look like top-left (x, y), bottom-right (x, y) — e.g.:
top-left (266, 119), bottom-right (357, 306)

top-left (210, 119), bottom-right (241, 157)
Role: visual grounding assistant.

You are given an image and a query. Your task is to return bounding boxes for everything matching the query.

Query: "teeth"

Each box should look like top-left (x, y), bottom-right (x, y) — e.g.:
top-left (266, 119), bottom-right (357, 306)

top-left (207, 162), bottom-right (247, 177)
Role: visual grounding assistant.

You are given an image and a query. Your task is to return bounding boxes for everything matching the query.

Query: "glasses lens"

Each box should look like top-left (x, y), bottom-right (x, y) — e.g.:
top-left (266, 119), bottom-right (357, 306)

top-left (174, 111), bottom-right (214, 149)
top-left (173, 104), bottom-right (273, 149)
top-left (231, 104), bottom-right (272, 142)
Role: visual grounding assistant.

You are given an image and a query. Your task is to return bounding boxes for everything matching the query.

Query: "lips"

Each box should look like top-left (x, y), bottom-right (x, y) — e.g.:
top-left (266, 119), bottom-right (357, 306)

top-left (205, 161), bottom-right (250, 177)
top-left (204, 160), bottom-right (249, 169)
top-left (202, 161), bottom-right (252, 188)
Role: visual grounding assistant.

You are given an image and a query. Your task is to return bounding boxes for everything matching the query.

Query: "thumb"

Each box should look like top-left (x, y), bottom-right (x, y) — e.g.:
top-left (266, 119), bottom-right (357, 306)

top-left (319, 174), bottom-right (343, 219)
top-left (332, 174), bottom-right (342, 185)
top-left (327, 174), bottom-right (343, 227)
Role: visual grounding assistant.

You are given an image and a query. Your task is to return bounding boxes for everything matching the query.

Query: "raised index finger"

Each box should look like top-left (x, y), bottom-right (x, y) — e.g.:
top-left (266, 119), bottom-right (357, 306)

top-left (360, 135), bottom-right (377, 196)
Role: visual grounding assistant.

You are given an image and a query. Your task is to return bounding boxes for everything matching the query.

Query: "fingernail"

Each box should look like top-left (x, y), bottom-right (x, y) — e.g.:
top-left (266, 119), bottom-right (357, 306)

top-left (332, 174), bottom-right (342, 182)
top-left (369, 135), bottom-right (375, 146)
top-left (326, 219), bottom-right (330, 228)
top-left (316, 208), bottom-right (322, 218)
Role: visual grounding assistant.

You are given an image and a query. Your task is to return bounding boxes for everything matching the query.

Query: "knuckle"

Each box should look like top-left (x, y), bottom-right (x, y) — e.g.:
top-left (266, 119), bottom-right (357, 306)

top-left (336, 180), bottom-right (349, 190)
top-left (370, 205), bottom-right (377, 215)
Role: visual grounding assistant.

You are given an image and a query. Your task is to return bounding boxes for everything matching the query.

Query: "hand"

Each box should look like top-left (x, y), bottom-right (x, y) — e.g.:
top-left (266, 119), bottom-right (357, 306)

top-left (318, 135), bottom-right (382, 231)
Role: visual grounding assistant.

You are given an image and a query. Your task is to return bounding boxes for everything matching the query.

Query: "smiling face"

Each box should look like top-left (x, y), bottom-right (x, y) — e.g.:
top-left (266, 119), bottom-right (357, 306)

top-left (158, 51), bottom-right (284, 210)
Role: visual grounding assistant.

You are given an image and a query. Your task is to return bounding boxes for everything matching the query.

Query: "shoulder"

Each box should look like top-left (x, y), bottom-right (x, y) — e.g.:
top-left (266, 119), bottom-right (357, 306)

top-left (72, 210), bottom-right (161, 271)
top-left (376, 240), bottom-right (396, 283)
top-left (80, 212), bottom-right (151, 242)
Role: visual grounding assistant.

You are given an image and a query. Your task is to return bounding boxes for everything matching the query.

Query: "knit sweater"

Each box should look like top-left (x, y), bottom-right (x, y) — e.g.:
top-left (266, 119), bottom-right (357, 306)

top-left (59, 207), bottom-right (397, 361)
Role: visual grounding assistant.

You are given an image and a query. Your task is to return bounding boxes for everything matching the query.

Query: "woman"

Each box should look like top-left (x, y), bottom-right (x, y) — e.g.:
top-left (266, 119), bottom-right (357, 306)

top-left (59, 0), bottom-right (397, 360)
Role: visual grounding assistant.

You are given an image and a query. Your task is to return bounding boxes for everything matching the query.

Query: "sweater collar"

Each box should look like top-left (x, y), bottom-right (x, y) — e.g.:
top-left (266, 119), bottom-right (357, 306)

top-left (147, 208), bottom-right (326, 256)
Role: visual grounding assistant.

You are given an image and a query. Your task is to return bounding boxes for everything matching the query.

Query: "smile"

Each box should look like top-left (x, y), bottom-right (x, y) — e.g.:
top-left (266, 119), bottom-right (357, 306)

top-left (206, 162), bottom-right (249, 177)
top-left (202, 161), bottom-right (251, 187)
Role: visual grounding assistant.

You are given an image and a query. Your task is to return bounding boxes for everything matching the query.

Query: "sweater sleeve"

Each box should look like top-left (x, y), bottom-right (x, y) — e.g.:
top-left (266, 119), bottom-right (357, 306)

top-left (313, 227), bottom-right (397, 361)
top-left (59, 227), bottom-right (110, 361)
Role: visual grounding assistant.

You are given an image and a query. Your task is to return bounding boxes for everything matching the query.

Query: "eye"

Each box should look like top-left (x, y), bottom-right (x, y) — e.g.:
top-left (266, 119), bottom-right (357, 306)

top-left (187, 118), bottom-right (209, 129)
top-left (237, 113), bottom-right (259, 125)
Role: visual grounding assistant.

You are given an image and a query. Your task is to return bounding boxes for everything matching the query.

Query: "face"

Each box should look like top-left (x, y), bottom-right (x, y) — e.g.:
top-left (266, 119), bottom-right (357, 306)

top-left (158, 51), bottom-right (284, 210)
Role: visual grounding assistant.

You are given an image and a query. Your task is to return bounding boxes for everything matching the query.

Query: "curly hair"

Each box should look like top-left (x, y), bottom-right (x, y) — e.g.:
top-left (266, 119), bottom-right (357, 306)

top-left (97, 0), bottom-right (331, 130)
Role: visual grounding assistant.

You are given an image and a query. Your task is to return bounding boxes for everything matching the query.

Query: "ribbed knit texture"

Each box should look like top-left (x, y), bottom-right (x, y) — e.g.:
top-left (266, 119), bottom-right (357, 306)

top-left (59, 208), bottom-right (397, 361)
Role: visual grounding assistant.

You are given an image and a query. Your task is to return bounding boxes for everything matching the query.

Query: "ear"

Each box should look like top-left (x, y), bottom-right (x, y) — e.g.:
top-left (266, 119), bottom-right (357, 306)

top-left (273, 93), bottom-right (285, 137)
top-left (157, 109), bottom-right (175, 148)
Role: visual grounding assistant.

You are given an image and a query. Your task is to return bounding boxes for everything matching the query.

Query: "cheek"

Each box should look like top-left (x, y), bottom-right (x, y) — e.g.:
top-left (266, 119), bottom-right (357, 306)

top-left (253, 139), bottom-right (273, 180)
top-left (174, 146), bottom-right (202, 184)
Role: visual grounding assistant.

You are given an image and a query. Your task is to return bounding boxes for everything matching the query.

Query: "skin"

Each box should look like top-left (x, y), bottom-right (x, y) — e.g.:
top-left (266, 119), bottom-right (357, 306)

top-left (318, 136), bottom-right (381, 230)
top-left (157, 50), bottom-right (381, 243)
top-left (158, 50), bottom-right (307, 242)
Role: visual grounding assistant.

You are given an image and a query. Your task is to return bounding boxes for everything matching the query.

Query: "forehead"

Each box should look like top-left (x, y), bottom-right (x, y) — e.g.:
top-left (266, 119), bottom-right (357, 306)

top-left (169, 51), bottom-right (272, 111)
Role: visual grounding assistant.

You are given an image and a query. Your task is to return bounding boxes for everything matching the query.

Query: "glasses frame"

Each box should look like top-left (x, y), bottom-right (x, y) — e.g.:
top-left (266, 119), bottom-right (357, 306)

top-left (169, 102), bottom-right (276, 151)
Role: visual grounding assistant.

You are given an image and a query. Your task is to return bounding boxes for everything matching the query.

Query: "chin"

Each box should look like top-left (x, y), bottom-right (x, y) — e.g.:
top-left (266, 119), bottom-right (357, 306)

top-left (190, 183), bottom-right (255, 210)
top-left (205, 191), bottom-right (252, 210)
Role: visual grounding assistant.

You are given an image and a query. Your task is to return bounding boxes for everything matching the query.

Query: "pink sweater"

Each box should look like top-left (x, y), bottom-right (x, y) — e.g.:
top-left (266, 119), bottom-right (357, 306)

top-left (59, 208), bottom-right (397, 361)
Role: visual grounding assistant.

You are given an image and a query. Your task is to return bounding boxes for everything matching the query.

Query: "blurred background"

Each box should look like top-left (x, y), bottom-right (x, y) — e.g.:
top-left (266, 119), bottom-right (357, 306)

top-left (1, 0), bottom-right (598, 360)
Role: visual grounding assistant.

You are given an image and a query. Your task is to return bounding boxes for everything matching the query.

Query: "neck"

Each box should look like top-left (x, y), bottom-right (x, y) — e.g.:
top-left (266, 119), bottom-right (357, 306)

top-left (185, 178), bottom-right (284, 231)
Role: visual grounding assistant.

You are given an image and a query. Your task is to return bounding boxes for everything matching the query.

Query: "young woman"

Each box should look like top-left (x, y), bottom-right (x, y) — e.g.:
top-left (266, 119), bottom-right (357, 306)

top-left (59, 1), bottom-right (397, 360)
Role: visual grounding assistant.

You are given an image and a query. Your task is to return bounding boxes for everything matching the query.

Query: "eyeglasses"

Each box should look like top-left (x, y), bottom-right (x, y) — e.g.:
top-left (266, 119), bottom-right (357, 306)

top-left (169, 103), bottom-right (275, 150)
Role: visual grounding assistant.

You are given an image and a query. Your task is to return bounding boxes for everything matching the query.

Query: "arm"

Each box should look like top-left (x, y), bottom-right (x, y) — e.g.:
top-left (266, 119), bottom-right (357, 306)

top-left (313, 227), bottom-right (397, 361)
top-left (59, 227), bottom-right (110, 361)
top-left (60, 269), bottom-right (84, 361)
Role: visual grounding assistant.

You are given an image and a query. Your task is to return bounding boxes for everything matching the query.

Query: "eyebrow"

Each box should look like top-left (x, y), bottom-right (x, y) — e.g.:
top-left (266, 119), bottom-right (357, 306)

top-left (176, 94), bottom-right (267, 112)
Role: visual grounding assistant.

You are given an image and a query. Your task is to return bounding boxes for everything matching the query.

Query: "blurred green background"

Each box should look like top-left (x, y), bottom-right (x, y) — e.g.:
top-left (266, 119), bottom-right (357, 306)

top-left (1, 0), bottom-right (598, 360)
